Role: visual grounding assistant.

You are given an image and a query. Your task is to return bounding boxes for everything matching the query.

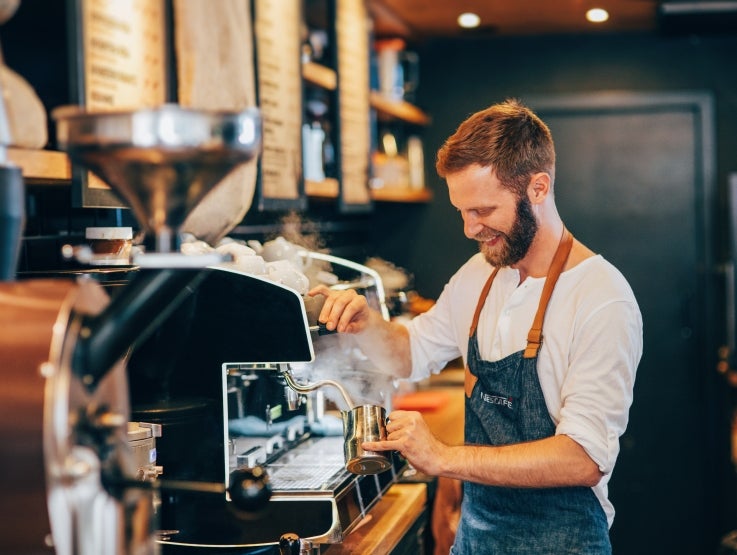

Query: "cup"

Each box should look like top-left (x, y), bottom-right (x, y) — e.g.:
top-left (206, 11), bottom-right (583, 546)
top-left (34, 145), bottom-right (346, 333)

top-left (342, 404), bottom-right (392, 475)
top-left (85, 227), bottom-right (133, 265)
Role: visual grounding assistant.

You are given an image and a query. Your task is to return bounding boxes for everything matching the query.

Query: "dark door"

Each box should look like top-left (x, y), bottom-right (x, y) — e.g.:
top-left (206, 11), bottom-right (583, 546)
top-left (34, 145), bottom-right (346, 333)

top-left (530, 93), bottom-right (726, 554)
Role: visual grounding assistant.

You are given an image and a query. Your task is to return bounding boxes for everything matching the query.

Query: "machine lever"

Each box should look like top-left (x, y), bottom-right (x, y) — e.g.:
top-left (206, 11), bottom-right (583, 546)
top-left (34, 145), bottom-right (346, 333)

top-left (279, 532), bottom-right (313, 554)
top-left (309, 322), bottom-right (337, 336)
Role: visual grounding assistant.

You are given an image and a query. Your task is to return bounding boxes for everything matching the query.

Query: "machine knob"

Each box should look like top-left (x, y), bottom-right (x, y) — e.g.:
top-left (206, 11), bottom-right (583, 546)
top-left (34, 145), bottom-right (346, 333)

top-left (279, 533), bottom-right (302, 555)
top-left (228, 466), bottom-right (272, 512)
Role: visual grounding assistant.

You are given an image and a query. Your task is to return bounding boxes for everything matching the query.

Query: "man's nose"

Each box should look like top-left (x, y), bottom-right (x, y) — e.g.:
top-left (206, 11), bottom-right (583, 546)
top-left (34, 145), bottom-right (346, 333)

top-left (463, 213), bottom-right (483, 238)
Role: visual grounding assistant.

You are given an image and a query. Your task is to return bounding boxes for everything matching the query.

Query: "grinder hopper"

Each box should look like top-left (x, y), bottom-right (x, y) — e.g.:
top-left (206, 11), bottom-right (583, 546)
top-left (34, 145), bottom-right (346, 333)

top-left (53, 104), bottom-right (261, 264)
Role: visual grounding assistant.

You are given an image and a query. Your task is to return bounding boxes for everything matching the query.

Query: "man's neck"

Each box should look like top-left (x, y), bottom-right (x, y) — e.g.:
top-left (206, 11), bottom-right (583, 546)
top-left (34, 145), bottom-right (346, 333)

top-left (511, 222), bottom-right (565, 283)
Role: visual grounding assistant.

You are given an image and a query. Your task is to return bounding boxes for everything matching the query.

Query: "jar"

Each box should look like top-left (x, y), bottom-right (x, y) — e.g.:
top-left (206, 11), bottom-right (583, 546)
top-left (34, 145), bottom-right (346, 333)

top-left (85, 226), bottom-right (133, 265)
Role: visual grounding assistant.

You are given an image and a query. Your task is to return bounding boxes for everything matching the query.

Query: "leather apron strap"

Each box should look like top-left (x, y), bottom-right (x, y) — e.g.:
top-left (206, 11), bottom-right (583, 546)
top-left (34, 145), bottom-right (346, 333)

top-left (466, 268), bottom-right (499, 397)
top-left (523, 228), bottom-right (573, 358)
top-left (465, 228), bottom-right (573, 397)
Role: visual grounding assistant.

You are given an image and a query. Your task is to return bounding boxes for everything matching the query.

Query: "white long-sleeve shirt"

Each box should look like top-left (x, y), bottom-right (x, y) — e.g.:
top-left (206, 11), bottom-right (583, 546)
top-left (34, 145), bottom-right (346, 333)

top-left (405, 252), bottom-right (643, 526)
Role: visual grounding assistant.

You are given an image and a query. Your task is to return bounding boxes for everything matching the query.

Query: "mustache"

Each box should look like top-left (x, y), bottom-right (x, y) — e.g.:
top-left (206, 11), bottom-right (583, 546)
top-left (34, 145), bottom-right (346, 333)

top-left (474, 230), bottom-right (504, 242)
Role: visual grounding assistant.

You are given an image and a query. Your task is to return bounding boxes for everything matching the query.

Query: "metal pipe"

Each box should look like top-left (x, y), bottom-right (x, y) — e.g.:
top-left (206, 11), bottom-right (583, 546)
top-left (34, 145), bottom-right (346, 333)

top-left (281, 368), bottom-right (355, 410)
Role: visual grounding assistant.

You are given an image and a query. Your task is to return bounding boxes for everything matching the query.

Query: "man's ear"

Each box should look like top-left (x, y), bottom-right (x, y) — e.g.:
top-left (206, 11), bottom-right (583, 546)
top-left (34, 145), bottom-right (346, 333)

top-left (527, 172), bottom-right (551, 204)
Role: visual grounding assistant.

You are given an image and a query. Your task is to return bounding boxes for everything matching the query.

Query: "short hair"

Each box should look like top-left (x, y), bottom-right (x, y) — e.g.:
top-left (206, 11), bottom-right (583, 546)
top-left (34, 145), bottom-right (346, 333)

top-left (435, 99), bottom-right (556, 196)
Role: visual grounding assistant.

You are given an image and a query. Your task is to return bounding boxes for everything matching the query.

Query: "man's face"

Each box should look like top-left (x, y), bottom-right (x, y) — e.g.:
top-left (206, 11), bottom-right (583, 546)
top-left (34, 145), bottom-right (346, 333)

top-left (447, 164), bottom-right (538, 267)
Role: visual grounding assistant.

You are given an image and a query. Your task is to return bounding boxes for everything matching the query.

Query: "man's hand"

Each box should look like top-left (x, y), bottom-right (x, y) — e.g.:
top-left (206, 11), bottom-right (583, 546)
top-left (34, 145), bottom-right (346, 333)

top-left (308, 285), bottom-right (372, 334)
top-left (363, 409), bottom-right (449, 476)
top-left (308, 284), bottom-right (413, 379)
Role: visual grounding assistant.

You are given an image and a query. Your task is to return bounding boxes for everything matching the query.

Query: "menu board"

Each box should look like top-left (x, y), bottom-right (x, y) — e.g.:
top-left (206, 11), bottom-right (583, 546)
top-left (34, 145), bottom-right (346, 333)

top-left (336, 0), bottom-right (372, 211)
top-left (254, 0), bottom-right (305, 210)
top-left (70, 0), bottom-right (168, 207)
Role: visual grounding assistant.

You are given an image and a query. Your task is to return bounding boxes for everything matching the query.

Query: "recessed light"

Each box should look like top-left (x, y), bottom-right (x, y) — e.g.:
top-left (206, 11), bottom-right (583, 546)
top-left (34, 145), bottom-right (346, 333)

top-left (458, 12), bottom-right (481, 29)
top-left (586, 8), bottom-right (610, 23)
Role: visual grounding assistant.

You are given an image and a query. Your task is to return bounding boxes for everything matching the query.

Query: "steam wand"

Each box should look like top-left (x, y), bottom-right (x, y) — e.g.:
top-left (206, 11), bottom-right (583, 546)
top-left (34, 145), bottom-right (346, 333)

top-left (281, 366), bottom-right (356, 411)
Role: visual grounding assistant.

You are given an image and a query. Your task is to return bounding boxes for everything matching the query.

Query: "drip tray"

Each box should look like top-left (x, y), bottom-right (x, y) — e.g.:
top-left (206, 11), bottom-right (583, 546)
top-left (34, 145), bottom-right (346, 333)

top-left (160, 436), bottom-right (406, 549)
top-left (268, 437), bottom-right (350, 492)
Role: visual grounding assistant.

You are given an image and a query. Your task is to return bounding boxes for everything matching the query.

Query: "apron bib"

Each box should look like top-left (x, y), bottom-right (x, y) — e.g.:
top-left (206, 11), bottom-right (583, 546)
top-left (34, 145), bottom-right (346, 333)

top-left (452, 229), bottom-right (611, 555)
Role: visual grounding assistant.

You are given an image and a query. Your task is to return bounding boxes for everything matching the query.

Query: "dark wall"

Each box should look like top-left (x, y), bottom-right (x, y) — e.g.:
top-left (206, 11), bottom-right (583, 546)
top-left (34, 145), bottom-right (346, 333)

top-left (370, 32), bottom-right (737, 299)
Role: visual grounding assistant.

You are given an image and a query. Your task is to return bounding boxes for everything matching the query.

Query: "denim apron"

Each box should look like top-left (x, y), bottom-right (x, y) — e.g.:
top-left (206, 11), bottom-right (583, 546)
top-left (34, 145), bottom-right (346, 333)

top-left (451, 229), bottom-right (611, 555)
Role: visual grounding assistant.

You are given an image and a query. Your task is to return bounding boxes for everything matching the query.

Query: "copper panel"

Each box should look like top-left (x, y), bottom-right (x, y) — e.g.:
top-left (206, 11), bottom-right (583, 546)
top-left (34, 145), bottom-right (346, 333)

top-left (0, 280), bottom-right (76, 554)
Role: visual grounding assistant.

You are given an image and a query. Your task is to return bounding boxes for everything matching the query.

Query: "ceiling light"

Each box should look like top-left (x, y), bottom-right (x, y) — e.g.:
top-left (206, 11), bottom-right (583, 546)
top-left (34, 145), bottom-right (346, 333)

top-left (586, 8), bottom-right (610, 23)
top-left (458, 12), bottom-right (481, 29)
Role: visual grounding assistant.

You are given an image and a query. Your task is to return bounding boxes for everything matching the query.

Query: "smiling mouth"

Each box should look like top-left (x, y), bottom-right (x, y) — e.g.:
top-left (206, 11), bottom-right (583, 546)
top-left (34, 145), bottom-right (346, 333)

top-left (477, 232), bottom-right (502, 245)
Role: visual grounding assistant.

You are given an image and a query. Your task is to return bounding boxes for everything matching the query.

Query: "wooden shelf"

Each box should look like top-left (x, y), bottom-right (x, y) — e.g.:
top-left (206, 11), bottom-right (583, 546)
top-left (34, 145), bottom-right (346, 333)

top-left (307, 178), bottom-right (433, 204)
top-left (8, 148), bottom-right (71, 184)
top-left (9, 149), bottom-right (432, 204)
top-left (371, 186), bottom-right (433, 203)
top-left (305, 177), bottom-right (339, 198)
top-left (302, 61), bottom-right (337, 90)
top-left (370, 91), bottom-right (430, 126)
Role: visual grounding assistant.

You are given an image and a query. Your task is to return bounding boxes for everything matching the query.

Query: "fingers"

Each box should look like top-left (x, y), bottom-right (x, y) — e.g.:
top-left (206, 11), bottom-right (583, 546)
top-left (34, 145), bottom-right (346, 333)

top-left (308, 286), bottom-right (368, 333)
top-left (362, 439), bottom-right (398, 452)
top-left (365, 411), bottom-right (443, 476)
top-left (323, 290), bottom-right (356, 331)
top-left (307, 284), bottom-right (331, 298)
top-left (366, 411), bottom-right (420, 453)
top-left (384, 410), bottom-right (415, 433)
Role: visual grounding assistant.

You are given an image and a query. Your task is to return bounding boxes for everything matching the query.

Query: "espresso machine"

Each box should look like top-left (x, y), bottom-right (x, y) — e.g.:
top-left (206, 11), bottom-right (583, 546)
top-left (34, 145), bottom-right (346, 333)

top-left (125, 248), bottom-right (406, 553)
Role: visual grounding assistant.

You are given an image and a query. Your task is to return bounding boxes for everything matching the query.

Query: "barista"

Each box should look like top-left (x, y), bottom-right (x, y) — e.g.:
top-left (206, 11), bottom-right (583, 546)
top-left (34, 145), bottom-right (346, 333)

top-left (309, 99), bottom-right (643, 553)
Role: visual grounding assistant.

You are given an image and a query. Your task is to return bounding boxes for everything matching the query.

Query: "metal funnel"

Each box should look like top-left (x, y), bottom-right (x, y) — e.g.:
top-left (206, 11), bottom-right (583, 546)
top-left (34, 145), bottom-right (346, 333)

top-left (53, 104), bottom-right (261, 255)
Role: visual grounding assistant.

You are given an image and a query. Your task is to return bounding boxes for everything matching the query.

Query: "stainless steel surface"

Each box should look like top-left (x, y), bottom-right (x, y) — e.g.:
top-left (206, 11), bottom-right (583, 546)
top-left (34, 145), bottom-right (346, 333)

top-left (53, 105), bottom-right (261, 256)
top-left (266, 437), bottom-right (348, 492)
top-left (342, 405), bottom-right (392, 475)
top-left (128, 422), bottom-right (163, 482)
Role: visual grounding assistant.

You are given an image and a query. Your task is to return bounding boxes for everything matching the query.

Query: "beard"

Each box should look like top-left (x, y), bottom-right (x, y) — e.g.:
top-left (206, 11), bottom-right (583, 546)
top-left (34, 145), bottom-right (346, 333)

top-left (477, 196), bottom-right (538, 267)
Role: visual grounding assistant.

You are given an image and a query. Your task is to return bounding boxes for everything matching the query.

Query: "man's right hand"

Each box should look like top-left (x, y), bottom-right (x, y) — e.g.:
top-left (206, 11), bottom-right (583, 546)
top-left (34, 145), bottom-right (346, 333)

top-left (308, 284), bottom-right (413, 379)
top-left (308, 285), bottom-right (373, 334)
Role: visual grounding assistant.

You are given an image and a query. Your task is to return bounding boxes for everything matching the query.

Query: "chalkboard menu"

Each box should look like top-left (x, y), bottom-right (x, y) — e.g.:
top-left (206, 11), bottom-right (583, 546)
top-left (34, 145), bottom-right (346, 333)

top-left (69, 0), bottom-right (168, 208)
top-left (336, 0), bottom-right (371, 212)
top-left (254, 0), bottom-right (305, 210)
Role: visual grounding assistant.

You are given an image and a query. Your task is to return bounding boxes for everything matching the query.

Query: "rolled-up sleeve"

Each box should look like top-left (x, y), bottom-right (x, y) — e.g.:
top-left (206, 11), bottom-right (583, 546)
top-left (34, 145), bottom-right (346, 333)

top-left (555, 299), bottom-right (643, 474)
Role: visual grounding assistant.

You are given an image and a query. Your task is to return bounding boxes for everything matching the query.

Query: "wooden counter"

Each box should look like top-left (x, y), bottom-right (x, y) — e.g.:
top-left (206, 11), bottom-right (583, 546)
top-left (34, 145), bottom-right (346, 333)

top-left (322, 483), bottom-right (427, 555)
